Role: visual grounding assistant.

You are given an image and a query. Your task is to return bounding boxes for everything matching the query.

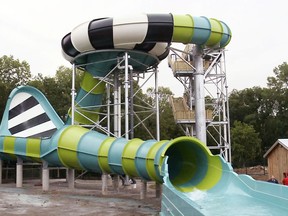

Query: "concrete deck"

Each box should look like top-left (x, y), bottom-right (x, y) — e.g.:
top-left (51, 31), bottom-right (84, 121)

top-left (0, 178), bottom-right (160, 215)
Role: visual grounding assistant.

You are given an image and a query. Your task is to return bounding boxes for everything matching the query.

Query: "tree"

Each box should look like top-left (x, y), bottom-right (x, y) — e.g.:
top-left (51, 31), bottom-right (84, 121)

top-left (0, 55), bottom-right (32, 120)
top-left (231, 121), bottom-right (262, 168)
top-left (266, 62), bottom-right (288, 118)
top-left (228, 86), bottom-right (284, 157)
top-left (0, 55), bottom-right (31, 87)
top-left (267, 62), bottom-right (288, 89)
top-left (28, 66), bottom-right (83, 120)
top-left (229, 87), bottom-right (266, 126)
top-left (259, 62), bottom-right (288, 150)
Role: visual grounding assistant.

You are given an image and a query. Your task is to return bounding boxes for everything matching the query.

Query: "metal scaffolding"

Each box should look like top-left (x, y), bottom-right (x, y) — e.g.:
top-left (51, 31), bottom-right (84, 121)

top-left (168, 44), bottom-right (231, 162)
top-left (69, 46), bottom-right (231, 163)
top-left (70, 49), bottom-right (161, 142)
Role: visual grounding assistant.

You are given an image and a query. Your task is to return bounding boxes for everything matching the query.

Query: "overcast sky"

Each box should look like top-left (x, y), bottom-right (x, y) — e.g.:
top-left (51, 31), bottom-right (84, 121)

top-left (1, 0), bottom-right (288, 96)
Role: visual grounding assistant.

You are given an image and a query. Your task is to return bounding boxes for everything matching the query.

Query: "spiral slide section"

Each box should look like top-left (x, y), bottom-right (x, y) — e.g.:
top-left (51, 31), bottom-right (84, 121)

top-left (67, 71), bottom-right (106, 125)
top-left (61, 14), bottom-right (231, 71)
top-left (62, 14), bottom-right (232, 127)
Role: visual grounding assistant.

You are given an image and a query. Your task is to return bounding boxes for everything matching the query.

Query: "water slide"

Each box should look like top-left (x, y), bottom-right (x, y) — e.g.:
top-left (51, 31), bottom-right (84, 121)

top-left (0, 13), bottom-right (287, 215)
top-left (160, 148), bottom-right (288, 215)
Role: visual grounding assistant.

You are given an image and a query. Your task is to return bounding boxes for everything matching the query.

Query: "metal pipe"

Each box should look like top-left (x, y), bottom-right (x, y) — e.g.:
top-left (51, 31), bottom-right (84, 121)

top-left (220, 55), bottom-right (228, 161)
top-left (113, 71), bottom-right (121, 137)
top-left (193, 45), bottom-right (207, 144)
top-left (129, 66), bottom-right (134, 139)
top-left (71, 64), bottom-right (76, 125)
top-left (106, 83), bottom-right (111, 135)
top-left (222, 52), bottom-right (232, 162)
top-left (155, 68), bottom-right (160, 141)
top-left (124, 52), bottom-right (129, 139)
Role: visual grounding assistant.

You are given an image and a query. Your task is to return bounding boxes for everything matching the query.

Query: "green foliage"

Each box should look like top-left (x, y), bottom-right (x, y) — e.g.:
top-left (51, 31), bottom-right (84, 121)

top-left (229, 61), bottom-right (288, 165)
top-left (28, 66), bottom-right (83, 120)
top-left (229, 87), bottom-right (266, 125)
top-left (267, 62), bottom-right (288, 89)
top-left (0, 55), bottom-right (31, 87)
top-left (0, 55), bottom-right (32, 120)
top-left (231, 121), bottom-right (261, 167)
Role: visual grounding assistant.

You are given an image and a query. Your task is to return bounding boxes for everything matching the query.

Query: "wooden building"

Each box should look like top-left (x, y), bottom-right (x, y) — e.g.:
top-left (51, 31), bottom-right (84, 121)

top-left (263, 139), bottom-right (288, 183)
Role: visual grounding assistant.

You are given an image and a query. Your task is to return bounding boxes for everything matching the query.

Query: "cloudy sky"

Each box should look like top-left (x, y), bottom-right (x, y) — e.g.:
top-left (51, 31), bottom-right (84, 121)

top-left (1, 0), bottom-right (288, 96)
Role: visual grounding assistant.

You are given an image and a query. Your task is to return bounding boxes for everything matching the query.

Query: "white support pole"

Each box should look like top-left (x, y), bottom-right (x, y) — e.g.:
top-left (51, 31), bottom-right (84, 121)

top-left (124, 52), bottom-right (132, 186)
top-left (102, 173), bottom-right (108, 195)
top-left (118, 81), bottom-right (121, 136)
top-left (42, 161), bottom-right (49, 191)
top-left (220, 55), bottom-right (228, 161)
top-left (16, 157), bottom-right (23, 188)
top-left (68, 64), bottom-right (76, 189)
top-left (113, 71), bottom-right (121, 191)
top-left (71, 64), bottom-right (76, 125)
top-left (103, 80), bottom-right (110, 193)
top-left (193, 45), bottom-right (207, 144)
top-left (106, 84), bottom-right (111, 135)
top-left (124, 52), bottom-right (129, 140)
top-left (226, 83), bottom-right (232, 162)
top-left (155, 67), bottom-right (160, 141)
top-left (67, 168), bottom-right (75, 189)
top-left (114, 71), bottom-right (121, 138)
top-left (155, 67), bottom-right (162, 198)
top-left (221, 53), bottom-right (232, 162)
top-left (112, 175), bottom-right (120, 193)
top-left (140, 180), bottom-right (147, 199)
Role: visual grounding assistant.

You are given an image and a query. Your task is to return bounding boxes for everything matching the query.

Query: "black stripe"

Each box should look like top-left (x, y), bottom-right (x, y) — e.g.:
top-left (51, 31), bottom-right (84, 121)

top-left (134, 42), bottom-right (156, 52)
top-left (145, 14), bottom-right (174, 43)
top-left (62, 32), bottom-right (80, 57)
top-left (9, 113), bottom-right (51, 134)
top-left (9, 96), bottom-right (39, 120)
top-left (28, 128), bottom-right (57, 138)
top-left (157, 45), bottom-right (170, 61)
top-left (88, 18), bottom-right (114, 49)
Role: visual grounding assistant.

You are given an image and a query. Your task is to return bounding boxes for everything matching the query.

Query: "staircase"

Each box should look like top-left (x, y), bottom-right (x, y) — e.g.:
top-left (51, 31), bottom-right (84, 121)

top-left (169, 96), bottom-right (212, 123)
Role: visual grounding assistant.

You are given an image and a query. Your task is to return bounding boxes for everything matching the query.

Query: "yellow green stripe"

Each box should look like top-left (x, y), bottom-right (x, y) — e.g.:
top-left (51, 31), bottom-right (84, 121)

top-left (98, 137), bottom-right (116, 173)
top-left (146, 140), bottom-right (168, 182)
top-left (172, 14), bottom-right (194, 43)
top-left (81, 71), bottom-right (106, 94)
top-left (195, 155), bottom-right (222, 190)
top-left (68, 106), bottom-right (100, 125)
top-left (58, 125), bottom-right (87, 169)
top-left (206, 18), bottom-right (223, 46)
top-left (3, 136), bottom-right (17, 160)
top-left (122, 138), bottom-right (144, 177)
top-left (26, 138), bottom-right (41, 162)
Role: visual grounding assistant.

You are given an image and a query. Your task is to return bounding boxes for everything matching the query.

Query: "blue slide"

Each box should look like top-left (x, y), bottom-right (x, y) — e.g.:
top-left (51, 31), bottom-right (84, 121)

top-left (160, 153), bottom-right (288, 215)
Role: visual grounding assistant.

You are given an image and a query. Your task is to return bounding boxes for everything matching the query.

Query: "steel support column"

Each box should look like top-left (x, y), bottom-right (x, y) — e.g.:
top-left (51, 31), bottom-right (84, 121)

top-left (193, 45), bottom-right (207, 144)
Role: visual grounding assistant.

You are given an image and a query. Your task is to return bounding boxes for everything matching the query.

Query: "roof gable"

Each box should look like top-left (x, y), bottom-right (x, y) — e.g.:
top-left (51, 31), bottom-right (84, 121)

top-left (264, 139), bottom-right (288, 158)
